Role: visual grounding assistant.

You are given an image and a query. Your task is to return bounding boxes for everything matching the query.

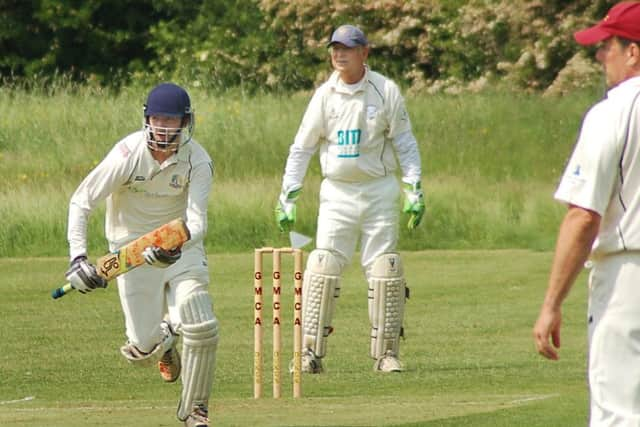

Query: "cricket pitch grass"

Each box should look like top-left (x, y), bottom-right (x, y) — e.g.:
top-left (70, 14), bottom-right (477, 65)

top-left (1, 250), bottom-right (589, 426)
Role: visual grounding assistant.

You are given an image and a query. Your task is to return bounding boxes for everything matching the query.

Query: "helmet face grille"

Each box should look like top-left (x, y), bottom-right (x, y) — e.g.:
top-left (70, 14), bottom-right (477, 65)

top-left (143, 120), bottom-right (193, 153)
top-left (141, 83), bottom-right (194, 153)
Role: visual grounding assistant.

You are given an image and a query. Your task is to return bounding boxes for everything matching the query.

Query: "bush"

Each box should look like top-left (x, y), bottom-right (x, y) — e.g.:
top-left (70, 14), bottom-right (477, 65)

top-left (155, 0), bottom-right (614, 94)
top-left (0, 0), bottom-right (617, 94)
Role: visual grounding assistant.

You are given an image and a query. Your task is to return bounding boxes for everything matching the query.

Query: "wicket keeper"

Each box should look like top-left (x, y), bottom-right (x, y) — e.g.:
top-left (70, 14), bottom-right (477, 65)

top-left (275, 25), bottom-right (425, 373)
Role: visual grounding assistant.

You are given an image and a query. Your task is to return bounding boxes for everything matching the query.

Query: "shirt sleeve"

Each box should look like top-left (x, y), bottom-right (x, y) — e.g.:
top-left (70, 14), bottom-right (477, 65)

top-left (386, 81), bottom-right (413, 139)
top-left (67, 141), bottom-right (134, 260)
top-left (281, 89), bottom-right (324, 191)
top-left (554, 103), bottom-right (621, 215)
top-left (183, 158), bottom-right (214, 250)
top-left (392, 130), bottom-right (422, 185)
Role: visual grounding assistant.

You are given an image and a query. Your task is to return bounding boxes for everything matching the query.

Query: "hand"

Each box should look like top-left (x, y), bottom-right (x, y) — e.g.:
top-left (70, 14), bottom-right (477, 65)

top-left (275, 185), bottom-right (302, 232)
top-left (402, 181), bottom-right (425, 230)
top-left (533, 305), bottom-right (562, 361)
top-left (142, 246), bottom-right (182, 268)
top-left (65, 255), bottom-right (108, 294)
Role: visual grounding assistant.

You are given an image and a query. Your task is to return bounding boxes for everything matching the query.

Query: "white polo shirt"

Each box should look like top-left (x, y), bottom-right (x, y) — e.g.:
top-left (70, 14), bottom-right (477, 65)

top-left (67, 131), bottom-right (213, 259)
top-left (282, 67), bottom-right (420, 188)
top-left (555, 76), bottom-right (640, 257)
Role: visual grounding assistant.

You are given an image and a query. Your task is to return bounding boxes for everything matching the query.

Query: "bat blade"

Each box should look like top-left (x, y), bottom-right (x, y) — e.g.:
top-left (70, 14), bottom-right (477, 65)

top-left (51, 218), bottom-right (190, 299)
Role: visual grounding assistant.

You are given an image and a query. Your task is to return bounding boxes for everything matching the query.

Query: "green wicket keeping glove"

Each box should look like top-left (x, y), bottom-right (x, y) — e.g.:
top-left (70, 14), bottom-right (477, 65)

top-left (275, 186), bottom-right (302, 232)
top-left (402, 181), bottom-right (425, 230)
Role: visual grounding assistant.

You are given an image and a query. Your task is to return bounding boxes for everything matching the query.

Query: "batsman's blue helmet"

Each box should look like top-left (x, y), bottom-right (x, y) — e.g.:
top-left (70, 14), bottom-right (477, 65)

top-left (144, 83), bottom-right (192, 118)
top-left (142, 83), bottom-right (194, 153)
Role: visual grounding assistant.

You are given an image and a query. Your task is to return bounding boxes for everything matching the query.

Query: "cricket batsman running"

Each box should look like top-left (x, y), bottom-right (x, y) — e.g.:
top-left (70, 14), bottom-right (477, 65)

top-left (65, 83), bottom-right (217, 427)
top-left (275, 25), bottom-right (425, 373)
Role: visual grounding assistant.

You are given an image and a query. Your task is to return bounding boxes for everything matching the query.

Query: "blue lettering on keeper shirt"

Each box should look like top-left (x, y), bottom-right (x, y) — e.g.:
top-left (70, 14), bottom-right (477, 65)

top-left (336, 129), bottom-right (361, 158)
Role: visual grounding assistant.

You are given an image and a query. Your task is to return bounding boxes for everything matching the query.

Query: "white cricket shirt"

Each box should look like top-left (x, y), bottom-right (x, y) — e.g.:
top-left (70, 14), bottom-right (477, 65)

top-left (282, 67), bottom-right (421, 189)
top-left (555, 76), bottom-right (640, 257)
top-left (67, 131), bottom-right (213, 259)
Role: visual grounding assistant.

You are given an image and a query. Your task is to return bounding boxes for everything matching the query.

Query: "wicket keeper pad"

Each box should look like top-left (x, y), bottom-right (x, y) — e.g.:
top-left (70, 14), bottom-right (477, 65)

top-left (303, 249), bottom-right (341, 358)
top-left (368, 253), bottom-right (406, 359)
top-left (177, 291), bottom-right (219, 421)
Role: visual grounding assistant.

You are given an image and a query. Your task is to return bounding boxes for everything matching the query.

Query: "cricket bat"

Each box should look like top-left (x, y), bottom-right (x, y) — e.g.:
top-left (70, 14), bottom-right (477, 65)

top-left (51, 218), bottom-right (191, 299)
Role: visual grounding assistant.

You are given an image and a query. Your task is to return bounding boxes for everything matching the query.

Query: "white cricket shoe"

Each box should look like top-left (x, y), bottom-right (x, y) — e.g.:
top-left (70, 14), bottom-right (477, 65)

top-left (290, 348), bottom-right (323, 374)
top-left (184, 404), bottom-right (209, 427)
top-left (158, 346), bottom-right (181, 383)
top-left (301, 348), bottom-right (324, 373)
top-left (373, 350), bottom-right (403, 372)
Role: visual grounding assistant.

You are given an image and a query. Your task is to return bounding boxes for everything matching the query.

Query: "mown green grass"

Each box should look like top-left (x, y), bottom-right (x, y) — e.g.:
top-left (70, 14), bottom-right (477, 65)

top-left (0, 251), bottom-right (590, 426)
top-left (0, 85), bottom-right (599, 257)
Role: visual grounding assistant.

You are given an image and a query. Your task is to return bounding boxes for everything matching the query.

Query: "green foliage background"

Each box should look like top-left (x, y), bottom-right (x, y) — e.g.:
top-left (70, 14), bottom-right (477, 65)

top-left (0, 0), bottom-right (616, 92)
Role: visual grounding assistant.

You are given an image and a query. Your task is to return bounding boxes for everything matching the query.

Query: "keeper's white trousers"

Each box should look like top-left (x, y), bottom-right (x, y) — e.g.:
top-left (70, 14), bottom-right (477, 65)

top-left (115, 247), bottom-right (210, 352)
top-left (315, 175), bottom-right (400, 272)
top-left (588, 252), bottom-right (640, 426)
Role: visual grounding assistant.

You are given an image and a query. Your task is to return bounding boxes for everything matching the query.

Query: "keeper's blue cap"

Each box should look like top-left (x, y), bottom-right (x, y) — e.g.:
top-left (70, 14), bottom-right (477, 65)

top-left (328, 25), bottom-right (368, 48)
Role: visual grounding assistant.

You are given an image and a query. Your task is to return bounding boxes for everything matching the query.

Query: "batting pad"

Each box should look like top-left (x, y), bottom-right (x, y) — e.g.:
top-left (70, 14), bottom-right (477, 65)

top-left (302, 249), bottom-right (341, 358)
top-left (177, 291), bottom-right (219, 421)
top-left (368, 253), bottom-right (406, 359)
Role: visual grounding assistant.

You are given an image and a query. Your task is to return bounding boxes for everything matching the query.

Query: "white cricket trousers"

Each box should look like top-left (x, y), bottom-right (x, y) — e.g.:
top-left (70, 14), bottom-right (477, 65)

top-left (588, 252), bottom-right (640, 426)
top-left (116, 248), bottom-right (210, 352)
top-left (315, 175), bottom-right (400, 272)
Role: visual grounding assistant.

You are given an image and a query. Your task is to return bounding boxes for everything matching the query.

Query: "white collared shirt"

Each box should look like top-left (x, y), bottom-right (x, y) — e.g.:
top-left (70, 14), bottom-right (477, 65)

top-left (555, 76), bottom-right (640, 257)
top-left (282, 67), bottom-right (421, 189)
top-left (67, 131), bottom-right (213, 259)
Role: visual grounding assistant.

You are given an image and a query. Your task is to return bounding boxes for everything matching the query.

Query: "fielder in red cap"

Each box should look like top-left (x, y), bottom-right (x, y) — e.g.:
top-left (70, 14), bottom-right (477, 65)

top-left (533, 2), bottom-right (640, 425)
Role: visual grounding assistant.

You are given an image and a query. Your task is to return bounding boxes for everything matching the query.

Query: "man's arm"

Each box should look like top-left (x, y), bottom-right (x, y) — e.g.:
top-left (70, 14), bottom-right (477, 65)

top-left (68, 140), bottom-right (135, 260)
top-left (281, 89), bottom-right (325, 191)
top-left (392, 131), bottom-right (422, 185)
top-left (276, 90), bottom-right (324, 231)
top-left (385, 81), bottom-right (425, 230)
top-left (533, 204), bottom-right (600, 360)
top-left (182, 157), bottom-right (213, 250)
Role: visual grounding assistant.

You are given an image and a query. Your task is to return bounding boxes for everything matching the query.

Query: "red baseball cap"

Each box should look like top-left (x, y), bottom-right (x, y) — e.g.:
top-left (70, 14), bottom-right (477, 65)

top-left (574, 1), bottom-right (640, 45)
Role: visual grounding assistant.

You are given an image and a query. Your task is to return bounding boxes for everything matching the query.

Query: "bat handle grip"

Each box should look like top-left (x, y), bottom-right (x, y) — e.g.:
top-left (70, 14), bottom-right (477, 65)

top-left (51, 283), bottom-right (74, 299)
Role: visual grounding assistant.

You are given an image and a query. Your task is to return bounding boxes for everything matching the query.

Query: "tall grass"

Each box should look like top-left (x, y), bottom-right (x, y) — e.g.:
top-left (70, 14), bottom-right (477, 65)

top-left (0, 82), bottom-right (599, 257)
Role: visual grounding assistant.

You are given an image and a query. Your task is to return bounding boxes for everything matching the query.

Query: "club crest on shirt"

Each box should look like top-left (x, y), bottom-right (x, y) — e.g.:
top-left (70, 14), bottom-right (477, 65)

top-left (169, 174), bottom-right (183, 189)
top-left (366, 104), bottom-right (377, 120)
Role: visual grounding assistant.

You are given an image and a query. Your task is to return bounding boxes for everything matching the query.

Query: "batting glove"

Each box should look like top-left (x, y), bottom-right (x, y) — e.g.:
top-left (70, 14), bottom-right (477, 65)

top-left (402, 181), bottom-right (425, 230)
top-left (275, 185), bottom-right (302, 232)
top-left (142, 246), bottom-right (182, 268)
top-left (65, 255), bottom-right (108, 294)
